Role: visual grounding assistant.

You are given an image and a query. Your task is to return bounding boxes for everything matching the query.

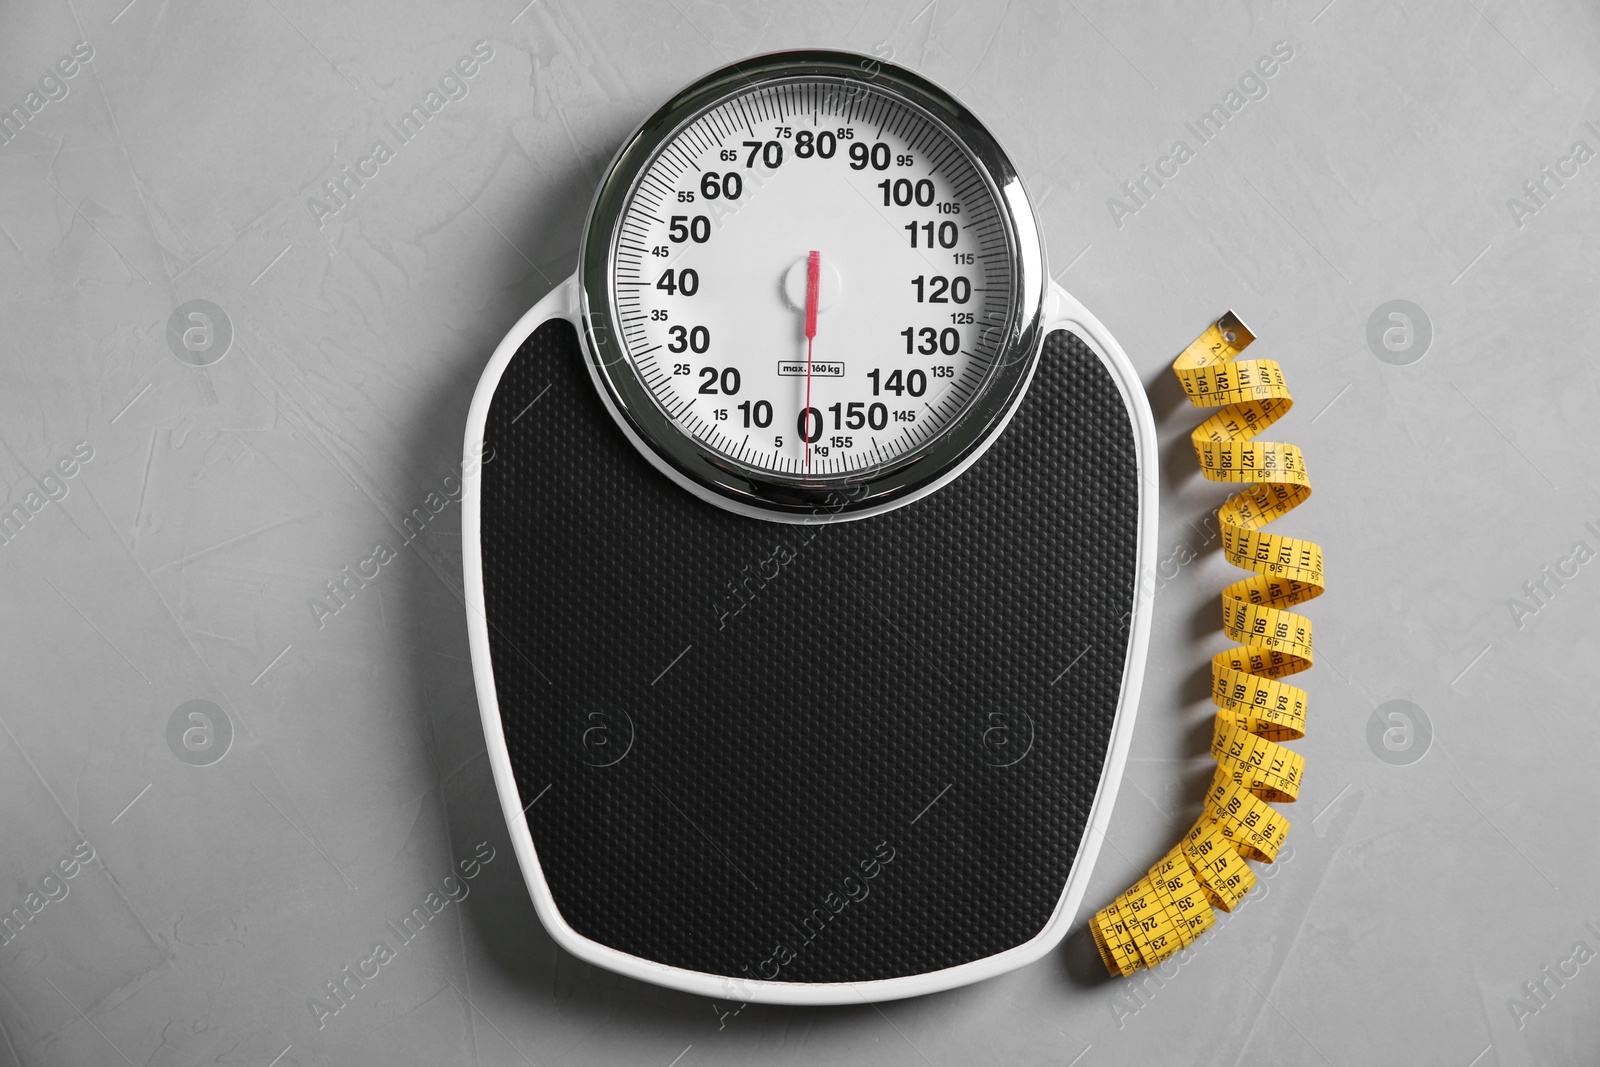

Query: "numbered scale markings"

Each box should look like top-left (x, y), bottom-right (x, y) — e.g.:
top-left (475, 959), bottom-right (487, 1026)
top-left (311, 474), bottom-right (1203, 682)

top-left (605, 79), bottom-right (1018, 480)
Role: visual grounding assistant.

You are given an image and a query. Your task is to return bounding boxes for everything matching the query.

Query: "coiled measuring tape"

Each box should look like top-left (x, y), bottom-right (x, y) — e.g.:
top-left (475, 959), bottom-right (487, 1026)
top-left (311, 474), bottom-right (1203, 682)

top-left (1089, 311), bottom-right (1323, 976)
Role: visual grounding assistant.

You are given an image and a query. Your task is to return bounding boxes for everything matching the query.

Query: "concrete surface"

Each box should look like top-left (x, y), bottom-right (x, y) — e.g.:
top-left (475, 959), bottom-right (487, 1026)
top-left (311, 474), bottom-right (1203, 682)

top-left (1, 1), bottom-right (1598, 1064)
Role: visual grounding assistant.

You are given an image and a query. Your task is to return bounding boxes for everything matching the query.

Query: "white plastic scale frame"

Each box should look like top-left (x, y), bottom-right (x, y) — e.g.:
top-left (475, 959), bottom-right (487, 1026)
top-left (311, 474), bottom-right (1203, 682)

top-left (461, 56), bottom-right (1159, 1006)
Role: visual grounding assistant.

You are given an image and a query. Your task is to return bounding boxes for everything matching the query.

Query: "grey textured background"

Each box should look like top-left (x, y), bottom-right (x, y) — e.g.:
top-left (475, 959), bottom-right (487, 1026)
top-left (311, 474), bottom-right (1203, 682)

top-left (2, 1), bottom-right (1597, 1065)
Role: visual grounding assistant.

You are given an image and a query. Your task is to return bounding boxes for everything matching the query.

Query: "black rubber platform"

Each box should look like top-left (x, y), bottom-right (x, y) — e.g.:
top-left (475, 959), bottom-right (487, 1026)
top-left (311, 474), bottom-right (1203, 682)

top-left (478, 321), bottom-right (1138, 984)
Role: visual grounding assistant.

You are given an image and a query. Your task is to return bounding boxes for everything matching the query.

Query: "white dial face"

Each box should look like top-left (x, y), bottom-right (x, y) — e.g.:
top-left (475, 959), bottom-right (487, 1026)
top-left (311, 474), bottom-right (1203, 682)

top-left (609, 78), bottom-right (1017, 480)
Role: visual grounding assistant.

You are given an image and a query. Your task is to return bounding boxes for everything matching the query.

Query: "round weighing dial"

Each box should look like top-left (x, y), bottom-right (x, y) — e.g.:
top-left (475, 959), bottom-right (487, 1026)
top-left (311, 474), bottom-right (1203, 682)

top-left (579, 52), bottom-right (1047, 521)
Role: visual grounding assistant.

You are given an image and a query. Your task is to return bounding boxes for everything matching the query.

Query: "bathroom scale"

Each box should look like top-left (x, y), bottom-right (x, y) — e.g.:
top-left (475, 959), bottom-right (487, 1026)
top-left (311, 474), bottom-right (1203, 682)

top-left (462, 50), bottom-right (1156, 1005)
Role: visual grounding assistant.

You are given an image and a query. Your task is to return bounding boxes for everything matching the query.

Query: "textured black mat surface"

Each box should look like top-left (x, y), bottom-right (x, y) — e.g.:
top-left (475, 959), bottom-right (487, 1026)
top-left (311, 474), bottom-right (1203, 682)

top-left (479, 321), bottom-right (1138, 983)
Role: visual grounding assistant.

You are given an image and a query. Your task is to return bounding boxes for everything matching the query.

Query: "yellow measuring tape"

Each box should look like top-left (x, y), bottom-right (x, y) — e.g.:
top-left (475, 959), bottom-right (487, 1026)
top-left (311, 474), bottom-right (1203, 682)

top-left (1090, 311), bottom-right (1323, 976)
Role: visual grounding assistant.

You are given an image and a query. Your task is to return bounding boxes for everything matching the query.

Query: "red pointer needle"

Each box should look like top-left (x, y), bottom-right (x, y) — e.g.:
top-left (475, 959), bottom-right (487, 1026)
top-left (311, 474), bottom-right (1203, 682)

top-left (804, 250), bottom-right (820, 470)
